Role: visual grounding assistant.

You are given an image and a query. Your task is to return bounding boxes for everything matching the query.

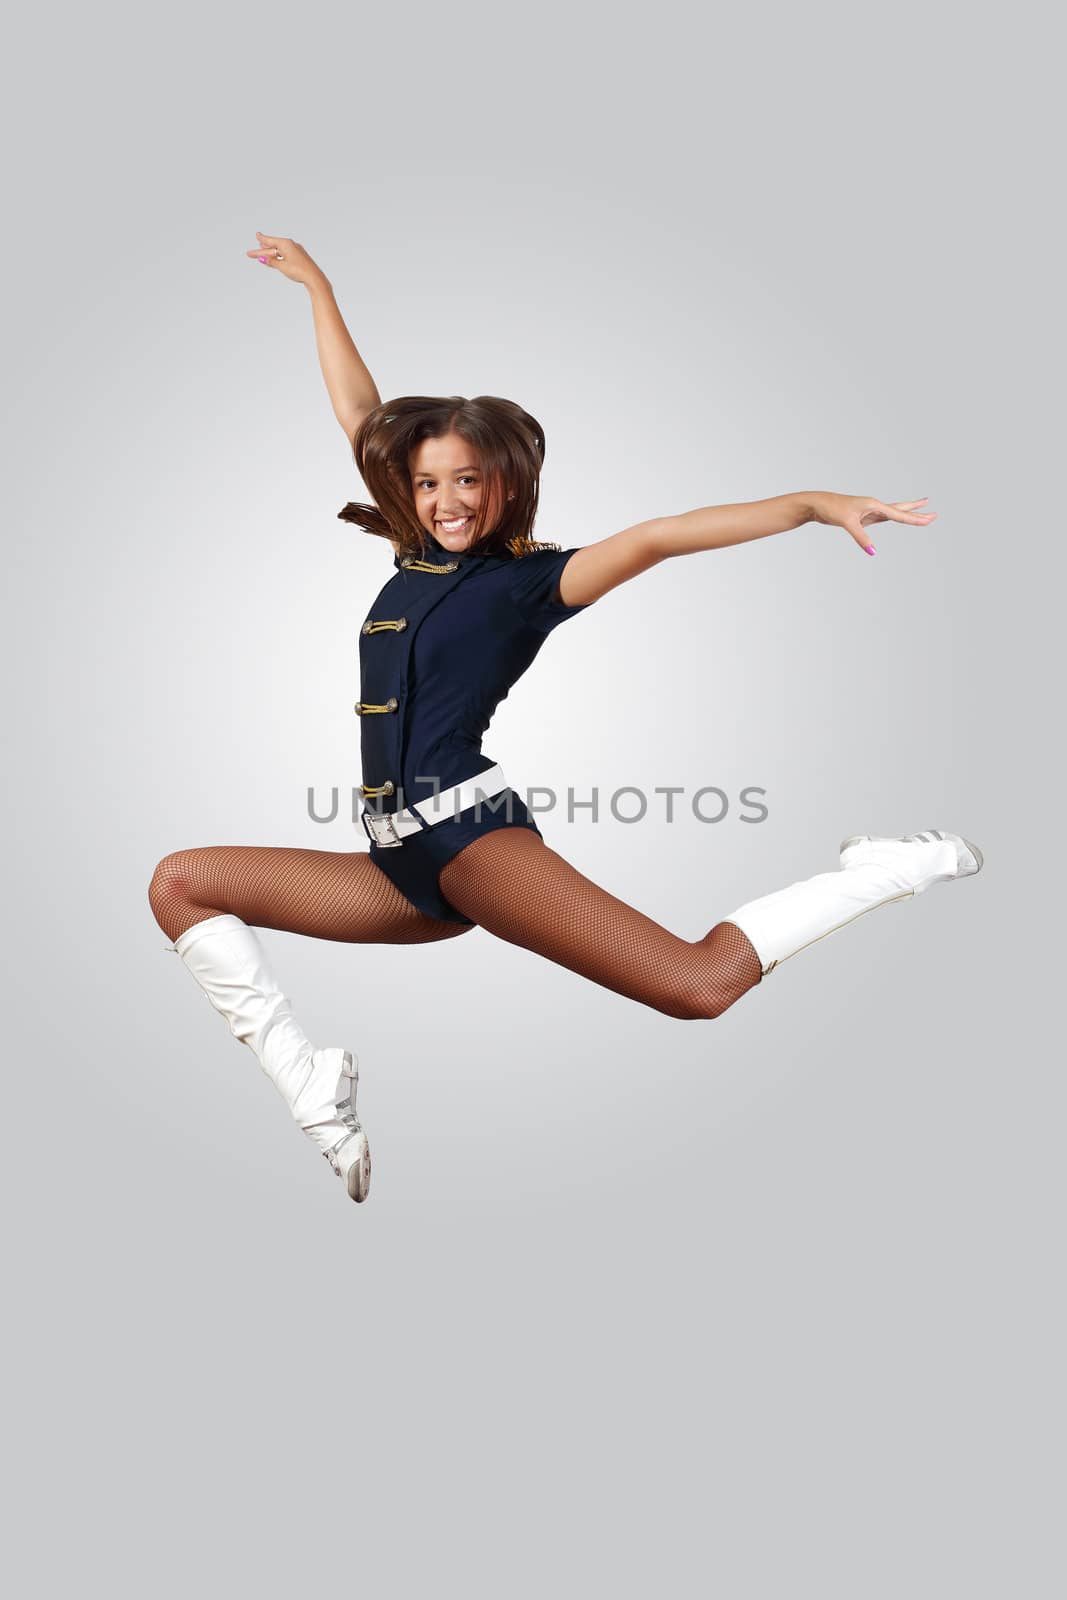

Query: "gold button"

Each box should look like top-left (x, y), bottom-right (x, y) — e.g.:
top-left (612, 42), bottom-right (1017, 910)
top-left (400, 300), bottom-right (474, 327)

top-left (383, 780), bottom-right (395, 795)
top-left (361, 620), bottom-right (372, 635)
top-left (387, 697), bottom-right (398, 711)
top-left (396, 617), bottom-right (408, 630)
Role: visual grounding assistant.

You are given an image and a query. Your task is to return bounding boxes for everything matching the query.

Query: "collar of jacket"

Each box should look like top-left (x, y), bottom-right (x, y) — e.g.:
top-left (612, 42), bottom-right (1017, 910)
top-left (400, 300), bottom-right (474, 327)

top-left (391, 531), bottom-right (505, 571)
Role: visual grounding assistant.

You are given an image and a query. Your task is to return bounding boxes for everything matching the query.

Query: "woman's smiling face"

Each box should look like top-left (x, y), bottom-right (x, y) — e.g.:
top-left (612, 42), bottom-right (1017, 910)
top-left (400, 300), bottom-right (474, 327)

top-left (408, 431), bottom-right (506, 553)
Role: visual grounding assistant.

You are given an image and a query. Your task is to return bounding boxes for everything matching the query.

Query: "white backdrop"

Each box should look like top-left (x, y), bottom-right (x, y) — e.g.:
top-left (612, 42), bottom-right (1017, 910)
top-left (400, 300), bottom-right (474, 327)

top-left (3, 3), bottom-right (1059, 1596)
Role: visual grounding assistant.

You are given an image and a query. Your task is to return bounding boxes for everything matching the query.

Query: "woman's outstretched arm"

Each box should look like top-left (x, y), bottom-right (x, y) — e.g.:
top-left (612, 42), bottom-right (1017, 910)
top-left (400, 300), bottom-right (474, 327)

top-left (245, 232), bottom-right (382, 444)
top-left (655, 491), bottom-right (935, 557)
top-left (556, 493), bottom-right (938, 607)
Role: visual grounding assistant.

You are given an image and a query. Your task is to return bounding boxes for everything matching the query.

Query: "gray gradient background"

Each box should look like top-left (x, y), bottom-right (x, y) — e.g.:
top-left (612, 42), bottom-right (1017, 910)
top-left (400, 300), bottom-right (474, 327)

top-left (4, 3), bottom-right (1060, 1596)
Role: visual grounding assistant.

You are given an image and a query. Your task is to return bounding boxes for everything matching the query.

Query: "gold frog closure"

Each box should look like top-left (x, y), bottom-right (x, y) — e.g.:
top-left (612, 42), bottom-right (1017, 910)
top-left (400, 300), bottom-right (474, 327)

top-left (505, 536), bottom-right (562, 558)
top-left (354, 699), bottom-right (399, 715)
top-left (362, 617), bottom-right (408, 634)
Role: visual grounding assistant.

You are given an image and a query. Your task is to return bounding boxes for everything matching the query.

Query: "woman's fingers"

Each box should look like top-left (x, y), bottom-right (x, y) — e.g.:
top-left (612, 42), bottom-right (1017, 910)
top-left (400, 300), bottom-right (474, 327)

top-left (880, 499), bottom-right (937, 525)
top-left (245, 245), bottom-right (285, 264)
top-left (886, 498), bottom-right (936, 521)
top-left (861, 500), bottom-right (937, 527)
top-left (245, 243), bottom-right (299, 279)
top-left (243, 231), bottom-right (319, 284)
top-left (245, 231), bottom-right (290, 264)
top-left (848, 498), bottom-right (938, 553)
top-left (848, 518), bottom-right (878, 554)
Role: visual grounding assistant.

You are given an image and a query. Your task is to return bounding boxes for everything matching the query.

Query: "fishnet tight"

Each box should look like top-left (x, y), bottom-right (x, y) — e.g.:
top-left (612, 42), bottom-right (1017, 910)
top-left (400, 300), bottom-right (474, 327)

top-left (149, 846), bottom-right (470, 946)
top-left (440, 829), bottom-right (761, 1019)
top-left (149, 827), bottom-right (761, 1020)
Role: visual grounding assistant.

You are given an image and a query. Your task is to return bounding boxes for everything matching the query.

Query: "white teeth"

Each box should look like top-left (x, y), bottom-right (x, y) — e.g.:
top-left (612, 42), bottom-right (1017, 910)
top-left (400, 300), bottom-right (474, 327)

top-left (438, 517), bottom-right (470, 531)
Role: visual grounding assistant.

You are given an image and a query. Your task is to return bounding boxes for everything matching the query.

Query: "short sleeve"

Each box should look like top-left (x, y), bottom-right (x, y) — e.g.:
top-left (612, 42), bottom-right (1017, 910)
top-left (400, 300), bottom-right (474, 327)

top-left (507, 547), bottom-right (589, 635)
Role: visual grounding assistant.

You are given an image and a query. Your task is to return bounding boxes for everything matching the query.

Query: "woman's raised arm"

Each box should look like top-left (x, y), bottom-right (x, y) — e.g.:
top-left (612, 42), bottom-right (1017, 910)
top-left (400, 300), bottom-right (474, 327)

top-left (245, 232), bottom-right (382, 445)
top-left (556, 493), bottom-right (937, 607)
top-left (655, 491), bottom-right (936, 557)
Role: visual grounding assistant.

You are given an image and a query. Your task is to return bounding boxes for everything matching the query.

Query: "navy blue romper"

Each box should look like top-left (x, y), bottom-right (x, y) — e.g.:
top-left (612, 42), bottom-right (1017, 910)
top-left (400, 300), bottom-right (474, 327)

top-left (357, 534), bottom-right (589, 924)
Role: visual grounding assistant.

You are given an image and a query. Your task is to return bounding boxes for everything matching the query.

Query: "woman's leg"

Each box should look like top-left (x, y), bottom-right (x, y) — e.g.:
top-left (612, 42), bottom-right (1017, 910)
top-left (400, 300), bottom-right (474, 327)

top-left (438, 828), bottom-right (980, 1021)
top-left (148, 845), bottom-right (468, 1199)
top-left (438, 830), bottom-right (762, 1020)
top-left (149, 844), bottom-right (471, 946)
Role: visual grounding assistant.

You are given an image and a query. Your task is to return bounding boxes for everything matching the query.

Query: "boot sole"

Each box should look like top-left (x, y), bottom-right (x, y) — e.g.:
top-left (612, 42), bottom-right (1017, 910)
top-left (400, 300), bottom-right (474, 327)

top-left (839, 832), bottom-right (984, 875)
top-left (347, 1138), bottom-right (372, 1203)
top-left (339, 1050), bottom-right (371, 1203)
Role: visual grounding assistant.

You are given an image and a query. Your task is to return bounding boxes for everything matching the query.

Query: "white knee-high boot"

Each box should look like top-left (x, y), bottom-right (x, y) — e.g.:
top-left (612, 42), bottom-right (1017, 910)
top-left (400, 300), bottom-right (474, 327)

top-left (723, 831), bottom-right (983, 976)
top-left (170, 914), bottom-right (370, 1201)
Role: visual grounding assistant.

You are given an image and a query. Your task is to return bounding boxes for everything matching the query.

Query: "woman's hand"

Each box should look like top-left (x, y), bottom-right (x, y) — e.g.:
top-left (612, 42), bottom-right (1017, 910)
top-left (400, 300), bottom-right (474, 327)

top-left (244, 231), bottom-right (326, 289)
top-left (246, 233), bottom-right (382, 433)
top-left (807, 491), bottom-right (937, 555)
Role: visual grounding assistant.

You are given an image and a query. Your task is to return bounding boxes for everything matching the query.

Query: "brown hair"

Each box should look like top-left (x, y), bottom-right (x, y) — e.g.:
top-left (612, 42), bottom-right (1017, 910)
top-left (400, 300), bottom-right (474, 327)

top-left (337, 395), bottom-right (547, 560)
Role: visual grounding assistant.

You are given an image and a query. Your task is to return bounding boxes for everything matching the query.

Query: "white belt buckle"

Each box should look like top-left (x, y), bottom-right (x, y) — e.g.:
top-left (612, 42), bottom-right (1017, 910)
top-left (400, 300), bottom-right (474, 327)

top-left (362, 810), bottom-right (404, 848)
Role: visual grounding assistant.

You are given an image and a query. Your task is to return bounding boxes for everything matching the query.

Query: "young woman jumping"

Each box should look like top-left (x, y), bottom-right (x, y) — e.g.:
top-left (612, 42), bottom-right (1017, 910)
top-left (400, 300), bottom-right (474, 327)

top-left (147, 231), bottom-right (982, 1204)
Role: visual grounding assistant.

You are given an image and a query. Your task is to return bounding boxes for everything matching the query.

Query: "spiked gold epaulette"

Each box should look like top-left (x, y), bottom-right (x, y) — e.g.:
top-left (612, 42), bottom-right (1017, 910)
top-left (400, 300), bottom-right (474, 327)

top-left (505, 536), bottom-right (562, 558)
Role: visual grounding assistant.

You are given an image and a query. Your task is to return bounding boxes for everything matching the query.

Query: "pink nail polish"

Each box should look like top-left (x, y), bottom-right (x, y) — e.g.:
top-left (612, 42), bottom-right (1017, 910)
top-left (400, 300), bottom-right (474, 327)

top-left (865, 544), bottom-right (876, 555)
top-left (258, 255), bottom-right (268, 264)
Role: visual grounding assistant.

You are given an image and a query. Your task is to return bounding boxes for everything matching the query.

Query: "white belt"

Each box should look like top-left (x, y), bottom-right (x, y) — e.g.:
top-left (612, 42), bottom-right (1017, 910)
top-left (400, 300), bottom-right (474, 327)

top-left (361, 764), bottom-right (510, 848)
